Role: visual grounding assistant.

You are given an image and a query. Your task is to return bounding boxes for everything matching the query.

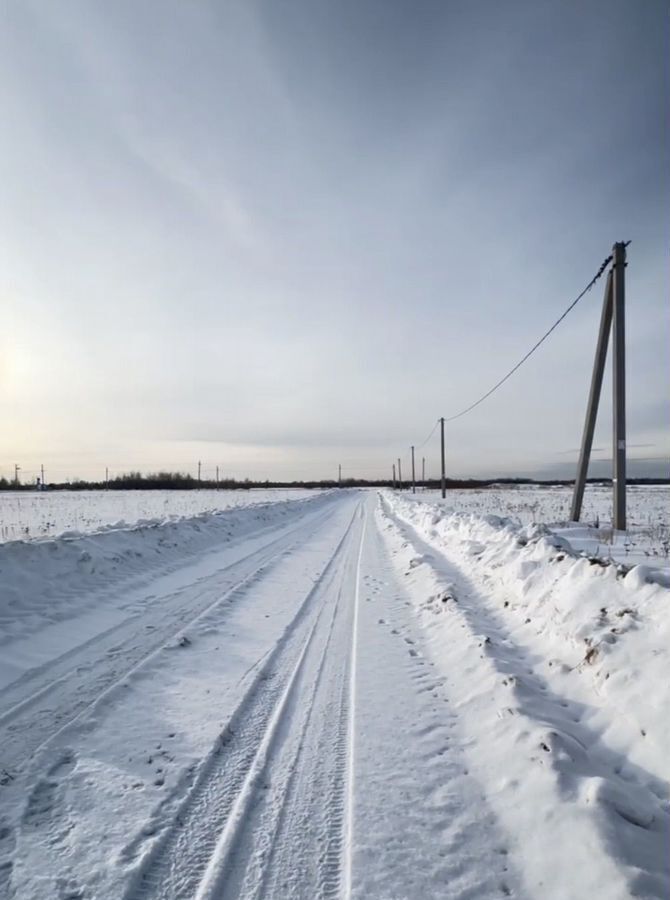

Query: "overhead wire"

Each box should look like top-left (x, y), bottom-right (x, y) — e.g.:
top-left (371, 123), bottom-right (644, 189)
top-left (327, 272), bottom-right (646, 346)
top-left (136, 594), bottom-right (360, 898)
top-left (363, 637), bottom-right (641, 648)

top-left (417, 418), bottom-right (440, 449)
top-left (397, 248), bottom-right (628, 471)
top-left (441, 249), bottom-right (618, 423)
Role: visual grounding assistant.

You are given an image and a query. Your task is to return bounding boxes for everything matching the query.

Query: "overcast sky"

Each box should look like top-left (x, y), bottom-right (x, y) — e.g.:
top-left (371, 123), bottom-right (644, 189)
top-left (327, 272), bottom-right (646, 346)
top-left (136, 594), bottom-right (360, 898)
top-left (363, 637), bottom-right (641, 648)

top-left (1, 0), bottom-right (668, 483)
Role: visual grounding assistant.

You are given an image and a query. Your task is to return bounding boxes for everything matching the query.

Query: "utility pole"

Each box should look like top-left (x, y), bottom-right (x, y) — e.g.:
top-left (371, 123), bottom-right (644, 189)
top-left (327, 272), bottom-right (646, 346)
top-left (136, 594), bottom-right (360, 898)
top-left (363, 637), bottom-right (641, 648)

top-left (570, 243), bottom-right (627, 530)
top-left (14, 464), bottom-right (20, 486)
top-left (422, 457), bottom-right (425, 487)
top-left (440, 417), bottom-right (446, 499)
top-left (570, 271), bottom-right (612, 523)
top-left (392, 463), bottom-right (396, 489)
top-left (338, 463), bottom-right (342, 487)
top-left (105, 466), bottom-right (109, 488)
top-left (397, 458), bottom-right (403, 490)
top-left (197, 460), bottom-right (201, 482)
top-left (411, 445), bottom-right (416, 493)
top-left (612, 242), bottom-right (626, 530)
top-left (40, 464), bottom-right (45, 489)
top-left (216, 466), bottom-right (219, 487)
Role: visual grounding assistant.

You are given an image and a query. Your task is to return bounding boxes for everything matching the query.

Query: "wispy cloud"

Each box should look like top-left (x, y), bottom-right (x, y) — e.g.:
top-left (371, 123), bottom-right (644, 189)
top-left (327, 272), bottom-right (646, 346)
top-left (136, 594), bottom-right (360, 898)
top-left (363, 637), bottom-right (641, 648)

top-left (1, 0), bottom-right (667, 480)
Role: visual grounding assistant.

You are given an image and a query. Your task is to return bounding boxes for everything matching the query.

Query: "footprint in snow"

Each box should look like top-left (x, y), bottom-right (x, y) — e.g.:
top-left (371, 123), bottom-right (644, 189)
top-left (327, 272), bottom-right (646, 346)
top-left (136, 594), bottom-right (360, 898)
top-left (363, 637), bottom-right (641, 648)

top-left (23, 751), bottom-right (77, 831)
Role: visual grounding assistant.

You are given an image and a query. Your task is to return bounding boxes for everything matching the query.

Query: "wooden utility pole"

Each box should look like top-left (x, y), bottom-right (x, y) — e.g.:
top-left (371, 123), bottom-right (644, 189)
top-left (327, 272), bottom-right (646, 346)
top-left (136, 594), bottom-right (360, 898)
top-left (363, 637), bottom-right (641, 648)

top-left (571, 243), bottom-right (627, 530)
top-left (422, 457), bottom-right (425, 486)
top-left (397, 458), bottom-right (403, 490)
top-left (612, 242), bottom-right (626, 530)
top-left (105, 466), bottom-right (109, 488)
top-left (14, 464), bottom-right (20, 486)
top-left (338, 463), bottom-right (342, 487)
top-left (392, 463), bottom-right (396, 488)
top-left (440, 417), bottom-right (446, 499)
top-left (411, 445), bottom-right (416, 493)
top-left (40, 464), bottom-right (45, 488)
top-left (197, 460), bottom-right (201, 482)
top-left (216, 465), bottom-right (219, 487)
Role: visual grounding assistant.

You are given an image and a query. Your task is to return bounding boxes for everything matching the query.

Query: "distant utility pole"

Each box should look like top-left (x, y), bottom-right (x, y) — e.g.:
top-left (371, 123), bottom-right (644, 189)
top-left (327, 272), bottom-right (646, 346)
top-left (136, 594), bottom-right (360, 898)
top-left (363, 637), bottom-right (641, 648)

top-left (397, 458), bottom-right (403, 490)
top-left (411, 445), bottom-right (416, 493)
top-left (216, 465), bottom-right (219, 487)
top-left (197, 460), bottom-right (202, 482)
top-left (40, 464), bottom-right (45, 488)
top-left (338, 463), bottom-right (342, 487)
top-left (392, 463), bottom-right (396, 488)
top-left (440, 417), bottom-right (446, 499)
top-left (422, 457), bottom-right (425, 486)
top-left (571, 242), bottom-right (628, 529)
top-left (105, 467), bottom-right (109, 488)
top-left (14, 464), bottom-right (20, 486)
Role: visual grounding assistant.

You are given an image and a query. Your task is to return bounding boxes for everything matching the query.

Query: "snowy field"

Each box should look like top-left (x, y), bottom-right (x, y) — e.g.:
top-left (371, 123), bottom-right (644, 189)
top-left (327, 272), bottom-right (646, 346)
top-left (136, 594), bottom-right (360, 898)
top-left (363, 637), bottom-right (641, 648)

top-left (413, 484), bottom-right (670, 572)
top-left (0, 488), bottom-right (668, 898)
top-left (0, 488), bottom-right (323, 543)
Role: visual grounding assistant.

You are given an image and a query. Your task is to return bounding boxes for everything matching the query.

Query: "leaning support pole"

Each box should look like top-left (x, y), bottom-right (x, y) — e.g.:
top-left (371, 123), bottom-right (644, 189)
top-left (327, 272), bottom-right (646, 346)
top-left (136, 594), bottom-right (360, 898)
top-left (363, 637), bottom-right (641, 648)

top-left (612, 241), bottom-right (627, 530)
top-left (570, 270), bottom-right (613, 521)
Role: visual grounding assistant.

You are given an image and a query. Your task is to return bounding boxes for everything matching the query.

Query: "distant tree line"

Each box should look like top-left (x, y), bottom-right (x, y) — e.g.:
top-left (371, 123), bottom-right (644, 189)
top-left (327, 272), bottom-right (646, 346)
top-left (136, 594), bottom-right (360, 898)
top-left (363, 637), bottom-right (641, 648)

top-left (0, 472), bottom-right (667, 492)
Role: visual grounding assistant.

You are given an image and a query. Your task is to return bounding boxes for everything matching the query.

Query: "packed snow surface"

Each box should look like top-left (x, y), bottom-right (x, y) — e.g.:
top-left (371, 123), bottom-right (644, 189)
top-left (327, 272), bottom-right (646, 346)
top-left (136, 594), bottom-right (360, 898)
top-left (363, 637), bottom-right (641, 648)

top-left (0, 488), bottom-right (667, 899)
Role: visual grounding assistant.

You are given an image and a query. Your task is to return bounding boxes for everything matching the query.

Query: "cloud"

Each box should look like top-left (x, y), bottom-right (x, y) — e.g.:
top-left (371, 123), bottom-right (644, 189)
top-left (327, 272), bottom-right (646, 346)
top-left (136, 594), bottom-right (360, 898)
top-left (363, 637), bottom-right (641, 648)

top-left (1, 0), bottom-right (667, 480)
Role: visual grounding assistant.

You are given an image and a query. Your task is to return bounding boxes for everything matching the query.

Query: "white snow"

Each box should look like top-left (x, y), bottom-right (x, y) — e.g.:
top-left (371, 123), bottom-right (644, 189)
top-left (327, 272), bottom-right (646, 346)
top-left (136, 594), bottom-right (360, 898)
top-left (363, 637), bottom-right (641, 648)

top-left (0, 488), bottom-right (667, 899)
top-left (413, 483), bottom-right (670, 572)
top-left (379, 489), bottom-right (670, 898)
top-left (0, 491), bottom-right (334, 691)
top-left (0, 488), bottom-right (324, 543)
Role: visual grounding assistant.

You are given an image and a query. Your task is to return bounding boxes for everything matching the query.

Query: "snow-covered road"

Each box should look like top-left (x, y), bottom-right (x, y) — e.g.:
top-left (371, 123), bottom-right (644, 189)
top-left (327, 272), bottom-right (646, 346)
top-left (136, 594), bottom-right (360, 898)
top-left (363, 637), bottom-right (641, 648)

top-left (0, 490), bottom-right (667, 899)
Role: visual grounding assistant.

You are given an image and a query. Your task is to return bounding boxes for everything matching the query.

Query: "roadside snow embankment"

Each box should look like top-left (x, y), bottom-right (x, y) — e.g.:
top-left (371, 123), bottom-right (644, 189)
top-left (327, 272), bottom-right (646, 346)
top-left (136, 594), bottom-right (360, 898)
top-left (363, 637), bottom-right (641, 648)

top-left (386, 491), bottom-right (669, 760)
top-left (0, 488), bottom-right (326, 542)
top-left (380, 490), bottom-right (670, 899)
top-left (0, 491), bottom-right (336, 690)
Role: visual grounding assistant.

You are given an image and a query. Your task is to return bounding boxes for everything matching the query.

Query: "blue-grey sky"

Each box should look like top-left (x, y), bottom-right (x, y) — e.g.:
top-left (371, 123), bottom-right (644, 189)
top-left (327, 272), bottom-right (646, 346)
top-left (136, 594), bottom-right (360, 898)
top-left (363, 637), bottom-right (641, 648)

top-left (1, 0), bottom-right (668, 482)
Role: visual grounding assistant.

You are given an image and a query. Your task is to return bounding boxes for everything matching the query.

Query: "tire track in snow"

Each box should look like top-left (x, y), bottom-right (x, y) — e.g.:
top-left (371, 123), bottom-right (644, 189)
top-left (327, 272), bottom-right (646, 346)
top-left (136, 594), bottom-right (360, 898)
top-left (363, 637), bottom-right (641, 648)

top-left (0, 502), bottom-right (338, 777)
top-left (125, 500), bottom-right (364, 900)
top-left (0, 501), bottom-right (336, 727)
top-left (241, 506), bottom-right (367, 900)
top-left (342, 501), bottom-right (367, 900)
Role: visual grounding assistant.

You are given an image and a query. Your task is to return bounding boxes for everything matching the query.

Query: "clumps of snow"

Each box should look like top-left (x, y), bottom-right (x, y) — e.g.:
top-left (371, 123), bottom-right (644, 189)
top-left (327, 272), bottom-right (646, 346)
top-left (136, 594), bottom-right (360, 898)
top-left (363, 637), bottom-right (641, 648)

top-left (166, 633), bottom-right (193, 650)
top-left (582, 776), bottom-right (656, 830)
top-left (410, 484), bottom-right (670, 571)
top-left (387, 491), bottom-right (670, 758)
top-left (379, 490), bottom-right (670, 898)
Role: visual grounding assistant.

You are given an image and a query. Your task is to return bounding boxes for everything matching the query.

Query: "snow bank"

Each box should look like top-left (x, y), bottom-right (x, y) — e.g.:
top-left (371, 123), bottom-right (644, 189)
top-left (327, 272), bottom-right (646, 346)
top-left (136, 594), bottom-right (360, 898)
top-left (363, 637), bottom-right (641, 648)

top-left (413, 484), bottom-right (670, 571)
top-left (0, 488), bottom-right (325, 543)
top-left (379, 491), bottom-right (670, 899)
top-left (0, 491), bottom-right (336, 689)
top-left (386, 492), bottom-right (670, 773)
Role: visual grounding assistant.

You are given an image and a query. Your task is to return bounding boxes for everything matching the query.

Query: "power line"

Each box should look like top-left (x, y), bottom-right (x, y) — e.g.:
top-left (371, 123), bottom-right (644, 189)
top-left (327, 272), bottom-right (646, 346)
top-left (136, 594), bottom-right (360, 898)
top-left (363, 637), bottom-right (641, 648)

top-left (417, 418), bottom-right (440, 449)
top-left (442, 249), bottom-right (619, 424)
